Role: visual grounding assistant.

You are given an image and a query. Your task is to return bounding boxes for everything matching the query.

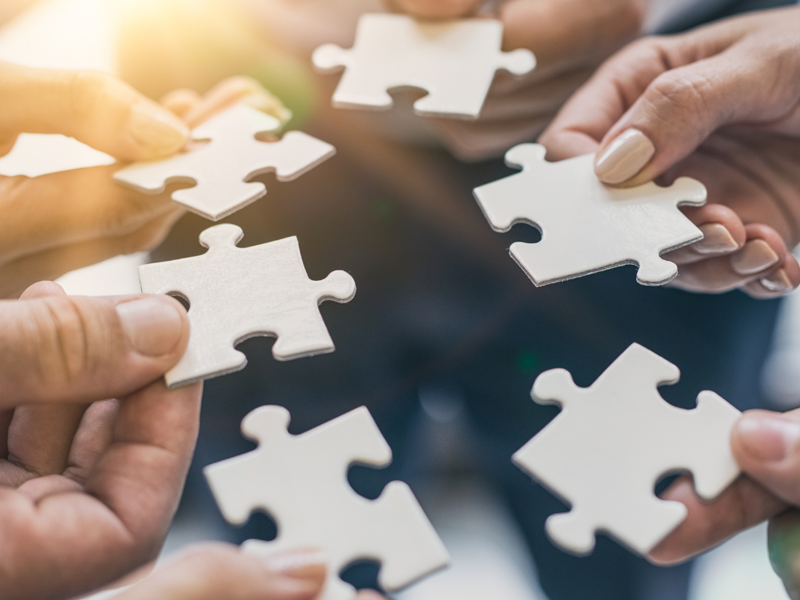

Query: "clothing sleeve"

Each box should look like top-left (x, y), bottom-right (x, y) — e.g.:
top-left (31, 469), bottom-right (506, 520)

top-left (644, 0), bottom-right (735, 32)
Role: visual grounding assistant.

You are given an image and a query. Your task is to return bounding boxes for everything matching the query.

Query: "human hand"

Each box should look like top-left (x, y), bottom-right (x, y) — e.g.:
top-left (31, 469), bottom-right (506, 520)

top-left (108, 544), bottom-right (386, 600)
top-left (0, 70), bottom-right (287, 298)
top-left (649, 407), bottom-right (800, 599)
top-left (388, 0), bottom-right (645, 160)
top-left (540, 7), bottom-right (800, 298)
top-left (0, 281), bottom-right (201, 600)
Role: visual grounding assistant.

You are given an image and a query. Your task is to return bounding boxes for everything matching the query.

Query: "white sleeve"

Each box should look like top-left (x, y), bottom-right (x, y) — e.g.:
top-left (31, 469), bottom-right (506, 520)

top-left (643, 0), bottom-right (737, 33)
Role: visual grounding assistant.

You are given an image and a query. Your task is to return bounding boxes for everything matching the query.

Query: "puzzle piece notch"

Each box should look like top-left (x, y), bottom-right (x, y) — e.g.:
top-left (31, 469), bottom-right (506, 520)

top-left (312, 14), bottom-right (535, 119)
top-left (139, 224), bottom-right (356, 388)
top-left (114, 104), bottom-right (336, 221)
top-left (513, 343), bottom-right (741, 556)
top-left (205, 405), bottom-right (450, 600)
top-left (473, 143), bottom-right (707, 286)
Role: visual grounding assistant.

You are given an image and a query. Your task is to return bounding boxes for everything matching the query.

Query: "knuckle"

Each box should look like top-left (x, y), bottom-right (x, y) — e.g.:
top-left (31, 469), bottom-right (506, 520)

top-left (645, 70), bottom-right (717, 131)
top-left (25, 297), bottom-right (114, 385)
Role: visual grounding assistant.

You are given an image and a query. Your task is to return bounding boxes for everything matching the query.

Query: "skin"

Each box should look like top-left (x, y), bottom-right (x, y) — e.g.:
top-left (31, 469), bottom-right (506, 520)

top-left (0, 66), bottom-right (288, 299)
top-left (110, 544), bottom-right (386, 600)
top-left (540, 7), bottom-right (800, 298)
top-left (532, 6), bottom-right (800, 594)
top-left (389, 0), bottom-right (647, 160)
top-left (0, 281), bottom-right (203, 600)
top-left (650, 407), bottom-right (800, 599)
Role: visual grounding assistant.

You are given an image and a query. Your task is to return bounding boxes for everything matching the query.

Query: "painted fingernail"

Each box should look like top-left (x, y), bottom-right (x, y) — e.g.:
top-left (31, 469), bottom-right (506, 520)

top-left (737, 413), bottom-right (800, 463)
top-left (261, 549), bottom-right (327, 580)
top-left (693, 223), bottom-right (740, 254)
top-left (761, 269), bottom-right (794, 293)
top-left (594, 128), bottom-right (656, 185)
top-left (117, 296), bottom-right (185, 357)
top-left (730, 240), bottom-right (780, 275)
top-left (128, 102), bottom-right (190, 157)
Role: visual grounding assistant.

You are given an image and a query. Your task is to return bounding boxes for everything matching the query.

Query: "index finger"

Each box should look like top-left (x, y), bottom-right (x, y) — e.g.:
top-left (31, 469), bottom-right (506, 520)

top-left (539, 37), bottom-right (672, 160)
top-left (648, 474), bottom-right (787, 564)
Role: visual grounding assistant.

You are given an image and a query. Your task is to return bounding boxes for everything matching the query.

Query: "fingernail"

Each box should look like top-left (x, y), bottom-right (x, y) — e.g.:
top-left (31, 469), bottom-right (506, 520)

top-left (730, 239), bottom-right (780, 275)
top-left (693, 223), bottom-right (739, 254)
top-left (261, 549), bottom-right (327, 580)
top-left (117, 296), bottom-right (185, 357)
top-left (243, 92), bottom-right (293, 126)
top-left (128, 102), bottom-right (190, 157)
top-left (737, 413), bottom-right (800, 463)
top-left (761, 269), bottom-right (794, 293)
top-left (594, 128), bottom-right (656, 185)
top-left (356, 591), bottom-right (386, 600)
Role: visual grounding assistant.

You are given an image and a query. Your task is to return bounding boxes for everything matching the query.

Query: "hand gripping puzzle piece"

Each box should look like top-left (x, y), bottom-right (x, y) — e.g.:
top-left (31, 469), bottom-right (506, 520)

top-left (473, 144), bottom-right (708, 286)
top-left (205, 405), bottom-right (450, 600)
top-left (138, 224), bottom-right (356, 388)
top-left (114, 103), bottom-right (335, 221)
top-left (312, 14), bottom-right (535, 119)
top-left (512, 343), bottom-right (741, 556)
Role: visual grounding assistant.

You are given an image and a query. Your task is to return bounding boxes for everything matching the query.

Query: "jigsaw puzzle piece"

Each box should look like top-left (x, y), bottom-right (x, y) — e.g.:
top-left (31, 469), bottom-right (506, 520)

top-left (513, 343), bottom-right (741, 557)
top-left (205, 406), bottom-right (449, 600)
top-left (545, 493), bottom-right (688, 556)
top-left (473, 144), bottom-right (707, 286)
top-left (270, 269), bottom-right (357, 361)
top-left (115, 104), bottom-right (335, 221)
top-left (139, 224), bottom-right (356, 388)
top-left (313, 14), bottom-right (535, 119)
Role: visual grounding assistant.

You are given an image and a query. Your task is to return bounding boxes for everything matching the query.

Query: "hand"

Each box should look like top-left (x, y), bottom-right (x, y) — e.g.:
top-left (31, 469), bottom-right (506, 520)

top-left (0, 68), bottom-right (288, 299)
top-left (649, 408), bottom-right (800, 599)
top-left (389, 0), bottom-right (645, 160)
top-left (108, 544), bottom-right (386, 600)
top-left (0, 281), bottom-right (201, 600)
top-left (540, 7), bottom-right (800, 298)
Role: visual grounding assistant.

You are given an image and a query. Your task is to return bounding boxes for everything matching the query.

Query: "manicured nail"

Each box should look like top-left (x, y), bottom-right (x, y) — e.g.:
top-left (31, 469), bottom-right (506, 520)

top-left (117, 296), bottom-right (185, 357)
top-left (693, 223), bottom-right (739, 254)
top-left (761, 269), bottom-right (794, 293)
top-left (730, 240), bottom-right (780, 275)
top-left (129, 102), bottom-right (190, 157)
top-left (737, 413), bottom-right (800, 463)
top-left (261, 549), bottom-right (327, 580)
top-left (594, 128), bottom-right (656, 185)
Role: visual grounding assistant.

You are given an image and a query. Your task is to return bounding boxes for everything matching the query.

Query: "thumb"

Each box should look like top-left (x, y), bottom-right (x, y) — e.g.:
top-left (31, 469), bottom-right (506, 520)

top-left (0, 289), bottom-right (189, 407)
top-left (0, 61), bottom-right (189, 160)
top-left (731, 409), bottom-right (800, 506)
top-left (593, 41), bottom-right (800, 186)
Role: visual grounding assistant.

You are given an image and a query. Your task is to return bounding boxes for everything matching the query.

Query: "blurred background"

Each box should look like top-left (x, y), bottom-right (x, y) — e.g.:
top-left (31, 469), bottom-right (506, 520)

top-left (2, 1), bottom-right (798, 599)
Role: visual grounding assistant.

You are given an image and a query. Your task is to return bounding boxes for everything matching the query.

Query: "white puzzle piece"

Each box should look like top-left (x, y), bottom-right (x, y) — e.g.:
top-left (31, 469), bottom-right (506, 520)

top-left (205, 405), bottom-right (450, 600)
top-left (473, 144), bottom-right (708, 286)
top-left (513, 343), bottom-right (741, 556)
top-left (312, 14), bottom-right (535, 119)
top-left (114, 103), bottom-right (335, 221)
top-left (139, 224), bottom-right (356, 388)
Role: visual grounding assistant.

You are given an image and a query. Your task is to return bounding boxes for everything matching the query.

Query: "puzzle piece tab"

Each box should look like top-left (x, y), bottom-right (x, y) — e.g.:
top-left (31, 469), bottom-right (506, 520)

top-left (473, 144), bottom-right (707, 286)
top-left (114, 104), bottom-right (335, 221)
top-left (139, 224), bottom-right (356, 388)
top-left (513, 343), bottom-right (741, 556)
top-left (313, 14), bottom-right (535, 119)
top-left (205, 405), bottom-right (450, 600)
